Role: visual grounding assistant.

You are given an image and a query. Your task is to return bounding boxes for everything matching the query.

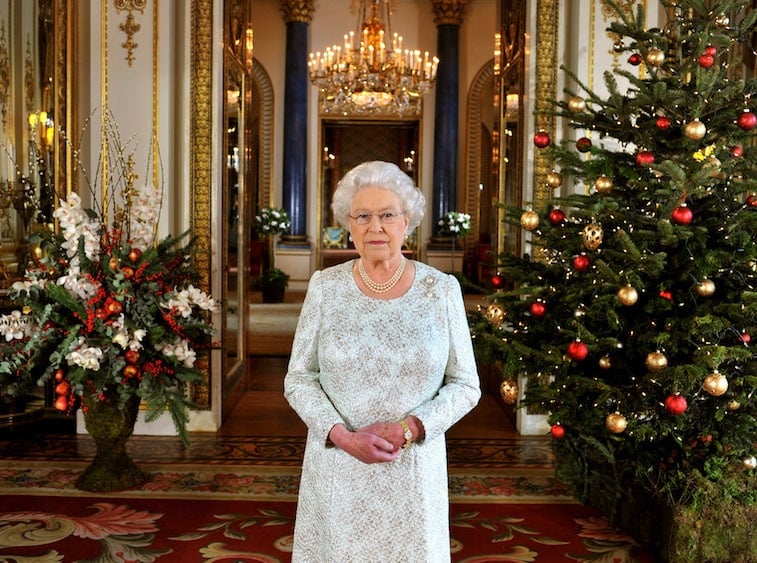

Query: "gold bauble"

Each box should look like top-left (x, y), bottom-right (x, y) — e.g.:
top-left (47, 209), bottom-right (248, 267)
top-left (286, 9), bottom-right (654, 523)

top-left (32, 244), bottom-right (43, 259)
top-left (594, 175), bottom-right (614, 194)
top-left (599, 355), bottom-right (612, 369)
top-left (645, 48), bottom-right (665, 67)
top-left (684, 119), bottom-right (707, 140)
top-left (500, 379), bottom-right (518, 405)
top-left (485, 303), bottom-right (506, 327)
top-left (617, 285), bottom-right (639, 306)
top-left (728, 400), bottom-right (741, 410)
top-left (546, 171), bottom-right (563, 189)
top-left (605, 412), bottom-right (628, 434)
top-left (695, 278), bottom-right (716, 297)
top-left (520, 210), bottom-right (540, 231)
top-left (582, 223), bottom-right (604, 250)
top-left (568, 96), bottom-right (587, 113)
top-left (714, 14), bottom-right (730, 27)
top-left (646, 351), bottom-right (668, 372)
top-left (702, 372), bottom-right (728, 396)
top-left (743, 456), bottom-right (756, 470)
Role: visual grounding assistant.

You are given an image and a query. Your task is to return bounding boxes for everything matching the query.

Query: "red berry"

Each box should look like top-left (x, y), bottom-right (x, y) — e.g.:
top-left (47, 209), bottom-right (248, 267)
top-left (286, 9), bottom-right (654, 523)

top-left (533, 131), bottom-right (551, 148)
top-left (567, 340), bottom-right (589, 361)
top-left (550, 424), bottom-right (566, 439)
top-left (664, 393), bottom-right (688, 415)
top-left (737, 110), bottom-right (756, 131)
top-left (529, 302), bottom-right (546, 317)
top-left (671, 205), bottom-right (693, 225)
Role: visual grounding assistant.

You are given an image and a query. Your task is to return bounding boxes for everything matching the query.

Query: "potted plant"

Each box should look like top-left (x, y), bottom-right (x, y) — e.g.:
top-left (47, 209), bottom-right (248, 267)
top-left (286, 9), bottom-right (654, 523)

top-left (254, 207), bottom-right (291, 303)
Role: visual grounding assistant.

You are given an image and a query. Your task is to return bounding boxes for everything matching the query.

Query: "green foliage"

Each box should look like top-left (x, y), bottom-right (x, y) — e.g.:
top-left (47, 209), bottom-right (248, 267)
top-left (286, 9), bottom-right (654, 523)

top-left (470, 0), bottom-right (756, 518)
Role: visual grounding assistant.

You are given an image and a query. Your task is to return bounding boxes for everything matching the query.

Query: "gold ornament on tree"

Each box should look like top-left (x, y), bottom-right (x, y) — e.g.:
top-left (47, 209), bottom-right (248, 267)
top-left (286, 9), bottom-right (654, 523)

top-left (617, 285), bottom-right (638, 306)
top-left (520, 210), bottom-right (539, 231)
top-left (646, 351), bottom-right (668, 372)
top-left (599, 355), bottom-right (612, 369)
top-left (702, 371), bottom-right (728, 396)
top-left (582, 223), bottom-right (604, 250)
top-left (594, 175), bottom-right (614, 194)
top-left (684, 119), bottom-right (707, 140)
top-left (546, 171), bottom-right (563, 189)
top-left (485, 303), bottom-right (506, 327)
top-left (500, 379), bottom-right (518, 405)
top-left (645, 48), bottom-right (665, 67)
top-left (568, 96), bottom-right (586, 113)
top-left (696, 278), bottom-right (716, 297)
top-left (743, 456), bottom-right (756, 470)
top-left (605, 412), bottom-right (628, 434)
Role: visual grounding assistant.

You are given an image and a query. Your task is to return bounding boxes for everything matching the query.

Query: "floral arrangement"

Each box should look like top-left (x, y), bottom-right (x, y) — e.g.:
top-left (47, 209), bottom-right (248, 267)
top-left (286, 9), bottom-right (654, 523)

top-left (438, 210), bottom-right (472, 237)
top-left (254, 207), bottom-right (291, 237)
top-left (0, 121), bottom-right (216, 443)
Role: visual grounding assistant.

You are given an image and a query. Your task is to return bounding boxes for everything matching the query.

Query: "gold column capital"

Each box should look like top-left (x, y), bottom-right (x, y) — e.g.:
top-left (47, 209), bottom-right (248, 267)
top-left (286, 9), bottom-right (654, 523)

top-left (279, 0), bottom-right (315, 24)
top-left (431, 0), bottom-right (468, 26)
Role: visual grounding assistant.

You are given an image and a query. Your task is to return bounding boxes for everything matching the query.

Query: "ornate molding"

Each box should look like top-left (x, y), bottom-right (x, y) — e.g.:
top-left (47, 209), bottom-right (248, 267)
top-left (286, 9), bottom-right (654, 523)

top-left (279, 0), bottom-right (314, 24)
top-left (190, 0), bottom-right (213, 408)
top-left (533, 0), bottom-right (558, 209)
top-left (252, 60), bottom-right (274, 210)
top-left (114, 0), bottom-right (147, 66)
top-left (431, 0), bottom-right (468, 26)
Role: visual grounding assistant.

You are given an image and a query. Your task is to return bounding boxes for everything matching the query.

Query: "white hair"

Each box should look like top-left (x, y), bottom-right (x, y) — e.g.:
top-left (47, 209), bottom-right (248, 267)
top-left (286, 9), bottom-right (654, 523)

top-left (331, 161), bottom-right (426, 233)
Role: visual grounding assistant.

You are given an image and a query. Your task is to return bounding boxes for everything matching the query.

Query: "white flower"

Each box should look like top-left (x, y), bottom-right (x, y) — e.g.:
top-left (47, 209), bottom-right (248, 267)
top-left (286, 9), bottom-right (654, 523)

top-left (65, 339), bottom-right (103, 371)
top-left (162, 284), bottom-right (217, 317)
top-left (157, 337), bottom-right (197, 368)
top-left (0, 310), bottom-right (32, 341)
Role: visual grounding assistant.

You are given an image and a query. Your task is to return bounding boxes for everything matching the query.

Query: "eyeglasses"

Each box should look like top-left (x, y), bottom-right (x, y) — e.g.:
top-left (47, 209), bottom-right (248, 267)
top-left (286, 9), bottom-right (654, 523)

top-left (348, 211), bottom-right (405, 225)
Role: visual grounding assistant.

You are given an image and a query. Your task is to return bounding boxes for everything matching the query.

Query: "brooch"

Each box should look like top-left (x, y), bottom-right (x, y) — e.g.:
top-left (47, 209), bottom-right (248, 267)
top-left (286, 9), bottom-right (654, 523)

top-left (422, 275), bottom-right (437, 299)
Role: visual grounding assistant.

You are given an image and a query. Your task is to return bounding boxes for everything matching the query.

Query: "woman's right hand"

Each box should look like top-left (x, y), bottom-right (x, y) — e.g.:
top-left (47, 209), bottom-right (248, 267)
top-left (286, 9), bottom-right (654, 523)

top-left (328, 423), bottom-right (401, 464)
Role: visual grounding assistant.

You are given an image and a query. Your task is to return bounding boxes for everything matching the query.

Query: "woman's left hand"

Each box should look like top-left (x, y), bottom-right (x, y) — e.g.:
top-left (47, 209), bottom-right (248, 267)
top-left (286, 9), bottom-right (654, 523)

top-left (360, 422), bottom-right (405, 451)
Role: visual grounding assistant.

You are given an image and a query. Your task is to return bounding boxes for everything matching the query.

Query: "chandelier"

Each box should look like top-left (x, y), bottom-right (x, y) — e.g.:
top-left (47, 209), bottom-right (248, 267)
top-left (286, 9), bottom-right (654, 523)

top-left (308, 0), bottom-right (439, 117)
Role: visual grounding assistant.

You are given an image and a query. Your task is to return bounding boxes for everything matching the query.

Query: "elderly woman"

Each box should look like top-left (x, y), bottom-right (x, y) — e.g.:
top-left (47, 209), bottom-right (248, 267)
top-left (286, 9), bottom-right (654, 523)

top-left (284, 160), bottom-right (481, 562)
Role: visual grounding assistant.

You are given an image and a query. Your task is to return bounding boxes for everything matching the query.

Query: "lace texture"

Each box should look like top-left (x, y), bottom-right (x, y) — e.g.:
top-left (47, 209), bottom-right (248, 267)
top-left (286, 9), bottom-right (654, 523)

top-left (285, 260), bottom-right (481, 562)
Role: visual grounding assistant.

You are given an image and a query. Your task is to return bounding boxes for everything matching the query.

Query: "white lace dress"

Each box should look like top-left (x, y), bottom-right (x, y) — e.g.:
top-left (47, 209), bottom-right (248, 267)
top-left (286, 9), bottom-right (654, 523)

top-left (284, 260), bottom-right (481, 562)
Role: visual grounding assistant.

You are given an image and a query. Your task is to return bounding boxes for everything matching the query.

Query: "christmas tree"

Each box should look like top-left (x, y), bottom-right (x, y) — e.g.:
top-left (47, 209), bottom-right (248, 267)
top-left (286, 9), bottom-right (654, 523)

top-left (470, 0), bottom-right (755, 559)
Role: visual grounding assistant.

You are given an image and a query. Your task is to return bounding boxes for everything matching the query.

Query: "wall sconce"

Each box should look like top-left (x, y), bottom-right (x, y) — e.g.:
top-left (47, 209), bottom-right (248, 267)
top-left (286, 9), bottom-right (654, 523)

top-left (403, 149), bottom-right (415, 172)
top-left (322, 146), bottom-right (335, 169)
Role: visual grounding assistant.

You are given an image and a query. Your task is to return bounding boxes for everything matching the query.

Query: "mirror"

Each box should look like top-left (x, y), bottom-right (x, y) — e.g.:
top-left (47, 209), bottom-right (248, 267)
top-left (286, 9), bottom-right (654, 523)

top-left (0, 0), bottom-right (71, 293)
top-left (221, 0), bottom-right (251, 413)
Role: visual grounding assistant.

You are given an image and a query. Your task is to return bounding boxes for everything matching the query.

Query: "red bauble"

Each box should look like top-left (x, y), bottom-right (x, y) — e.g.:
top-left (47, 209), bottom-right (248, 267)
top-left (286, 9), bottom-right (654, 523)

top-left (533, 131), bottom-right (551, 148)
top-left (529, 302), bottom-right (546, 317)
top-left (121, 266), bottom-right (135, 280)
top-left (550, 424), bottom-right (566, 439)
top-left (123, 364), bottom-right (140, 379)
top-left (628, 53), bottom-right (642, 66)
top-left (740, 332), bottom-right (751, 345)
top-left (549, 208), bottom-right (566, 225)
top-left (655, 116), bottom-right (672, 130)
top-left (635, 150), bottom-right (655, 167)
top-left (573, 254), bottom-right (591, 272)
top-left (705, 45), bottom-right (717, 56)
top-left (54, 368), bottom-right (66, 382)
top-left (698, 53), bottom-right (715, 68)
top-left (746, 194), bottom-right (757, 208)
top-left (737, 110), bottom-right (757, 131)
top-left (731, 145), bottom-right (743, 158)
top-left (659, 290), bottom-right (673, 300)
top-left (664, 393), bottom-right (688, 416)
top-left (491, 274), bottom-right (505, 289)
top-left (576, 137), bottom-right (592, 153)
top-left (671, 204), bottom-right (693, 225)
top-left (567, 340), bottom-right (589, 361)
top-left (106, 299), bottom-right (123, 315)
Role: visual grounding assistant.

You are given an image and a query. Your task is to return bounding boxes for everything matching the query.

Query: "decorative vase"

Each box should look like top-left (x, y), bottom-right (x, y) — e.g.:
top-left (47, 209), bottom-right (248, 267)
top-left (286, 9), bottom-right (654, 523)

top-left (76, 393), bottom-right (147, 492)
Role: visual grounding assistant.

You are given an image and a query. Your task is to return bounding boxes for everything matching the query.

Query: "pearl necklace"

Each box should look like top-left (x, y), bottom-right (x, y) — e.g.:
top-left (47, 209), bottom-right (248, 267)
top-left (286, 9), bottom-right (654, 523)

top-left (357, 257), bottom-right (406, 294)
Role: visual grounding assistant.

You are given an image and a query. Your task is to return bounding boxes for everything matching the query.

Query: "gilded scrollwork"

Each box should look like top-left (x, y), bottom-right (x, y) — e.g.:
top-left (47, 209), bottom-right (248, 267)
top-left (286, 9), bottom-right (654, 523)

top-left (431, 0), bottom-right (468, 26)
top-left (113, 0), bottom-right (147, 67)
top-left (280, 0), bottom-right (315, 24)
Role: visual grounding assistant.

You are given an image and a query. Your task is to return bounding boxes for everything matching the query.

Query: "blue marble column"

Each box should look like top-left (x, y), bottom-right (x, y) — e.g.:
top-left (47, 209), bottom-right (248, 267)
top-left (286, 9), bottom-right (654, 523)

top-left (430, 1), bottom-right (467, 241)
top-left (280, 2), bottom-right (314, 245)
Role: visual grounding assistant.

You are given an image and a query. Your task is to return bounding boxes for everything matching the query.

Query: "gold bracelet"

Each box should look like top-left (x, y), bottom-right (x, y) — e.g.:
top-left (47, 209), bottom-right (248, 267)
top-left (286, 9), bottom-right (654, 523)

top-left (399, 419), bottom-right (413, 449)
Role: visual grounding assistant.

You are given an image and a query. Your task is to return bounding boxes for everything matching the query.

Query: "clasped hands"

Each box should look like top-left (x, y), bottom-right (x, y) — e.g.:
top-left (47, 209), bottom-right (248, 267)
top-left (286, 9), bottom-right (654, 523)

top-left (328, 416), bottom-right (423, 465)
